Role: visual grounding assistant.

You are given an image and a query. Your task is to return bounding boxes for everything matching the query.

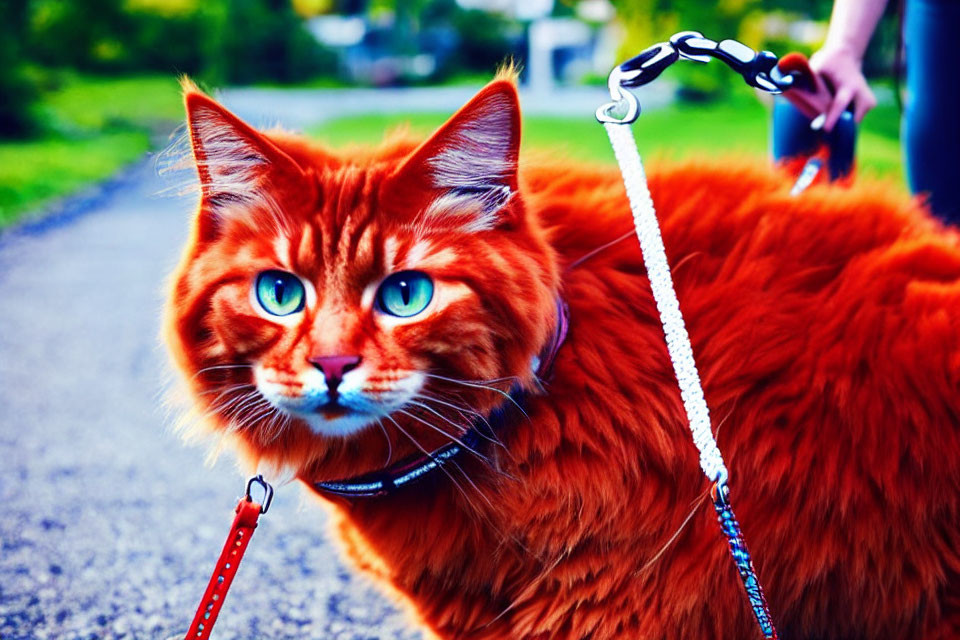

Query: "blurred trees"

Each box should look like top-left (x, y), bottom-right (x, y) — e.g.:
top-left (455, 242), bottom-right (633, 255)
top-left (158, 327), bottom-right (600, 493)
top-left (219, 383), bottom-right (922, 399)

top-left (1, 0), bottom-right (906, 138)
top-left (20, 0), bottom-right (333, 83)
top-left (1, 0), bottom-right (335, 139)
top-left (1, 0), bottom-right (39, 136)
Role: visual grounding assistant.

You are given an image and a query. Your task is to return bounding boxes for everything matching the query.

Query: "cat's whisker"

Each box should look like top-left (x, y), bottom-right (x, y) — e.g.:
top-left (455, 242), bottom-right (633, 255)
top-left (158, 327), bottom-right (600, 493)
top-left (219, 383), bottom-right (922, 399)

top-left (262, 411), bottom-right (293, 445)
top-left (384, 414), bottom-right (478, 511)
top-left (444, 457), bottom-right (498, 512)
top-left (413, 391), bottom-right (508, 451)
top-left (197, 383), bottom-right (256, 398)
top-left (484, 552), bottom-right (569, 629)
top-left (375, 417), bottom-right (393, 468)
top-left (219, 392), bottom-right (268, 428)
top-left (424, 373), bottom-right (529, 420)
top-left (415, 390), bottom-right (489, 425)
top-left (565, 228), bottom-right (634, 271)
top-left (429, 372), bottom-right (520, 387)
top-left (229, 399), bottom-right (274, 433)
top-left (258, 407), bottom-right (289, 444)
top-left (396, 408), bottom-right (490, 464)
top-left (201, 389), bottom-right (258, 421)
top-left (252, 408), bottom-right (275, 442)
top-left (184, 390), bottom-right (259, 433)
top-left (406, 400), bottom-right (469, 435)
top-left (207, 386), bottom-right (256, 407)
top-left (632, 490), bottom-right (710, 578)
top-left (191, 363), bottom-right (253, 381)
top-left (408, 397), bottom-right (509, 456)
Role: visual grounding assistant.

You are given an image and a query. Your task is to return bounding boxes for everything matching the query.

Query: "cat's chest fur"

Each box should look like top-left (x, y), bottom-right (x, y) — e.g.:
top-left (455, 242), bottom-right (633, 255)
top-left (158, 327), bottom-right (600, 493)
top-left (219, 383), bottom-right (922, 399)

top-left (323, 161), bottom-right (960, 640)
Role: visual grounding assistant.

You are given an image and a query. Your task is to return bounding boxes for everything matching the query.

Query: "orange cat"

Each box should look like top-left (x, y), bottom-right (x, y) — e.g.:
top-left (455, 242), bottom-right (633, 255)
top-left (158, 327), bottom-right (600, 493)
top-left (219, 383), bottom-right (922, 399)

top-left (164, 75), bottom-right (960, 639)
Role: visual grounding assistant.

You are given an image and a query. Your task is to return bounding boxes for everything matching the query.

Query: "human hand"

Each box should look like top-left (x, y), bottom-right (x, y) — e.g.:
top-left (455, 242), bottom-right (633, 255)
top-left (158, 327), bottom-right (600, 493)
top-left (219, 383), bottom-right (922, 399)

top-left (808, 45), bottom-right (877, 131)
top-left (779, 52), bottom-right (836, 122)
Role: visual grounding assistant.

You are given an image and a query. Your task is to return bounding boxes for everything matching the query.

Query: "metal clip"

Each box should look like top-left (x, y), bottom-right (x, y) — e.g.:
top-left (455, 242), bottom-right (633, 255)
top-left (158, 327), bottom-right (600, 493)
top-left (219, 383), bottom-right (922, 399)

top-left (596, 89), bottom-right (640, 125)
top-left (599, 31), bottom-right (796, 126)
top-left (671, 31), bottom-right (714, 63)
top-left (244, 475), bottom-right (274, 514)
top-left (618, 42), bottom-right (680, 90)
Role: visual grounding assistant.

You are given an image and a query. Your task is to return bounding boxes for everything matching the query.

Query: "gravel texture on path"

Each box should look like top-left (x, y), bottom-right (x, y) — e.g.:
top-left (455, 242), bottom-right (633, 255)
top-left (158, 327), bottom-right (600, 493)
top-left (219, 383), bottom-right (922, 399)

top-left (0, 159), bottom-right (422, 640)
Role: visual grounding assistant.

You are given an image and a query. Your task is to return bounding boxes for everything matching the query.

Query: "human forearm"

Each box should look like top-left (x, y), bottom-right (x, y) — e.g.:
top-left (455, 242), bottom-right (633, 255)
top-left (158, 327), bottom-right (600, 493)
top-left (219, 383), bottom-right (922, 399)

top-left (822, 0), bottom-right (889, 60)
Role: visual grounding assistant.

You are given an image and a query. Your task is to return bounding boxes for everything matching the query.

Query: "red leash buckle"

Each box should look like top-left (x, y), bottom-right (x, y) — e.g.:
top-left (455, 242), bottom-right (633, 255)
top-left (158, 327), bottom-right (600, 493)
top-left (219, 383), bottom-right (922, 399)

top-left (184, 476), bottom-right (274, 640)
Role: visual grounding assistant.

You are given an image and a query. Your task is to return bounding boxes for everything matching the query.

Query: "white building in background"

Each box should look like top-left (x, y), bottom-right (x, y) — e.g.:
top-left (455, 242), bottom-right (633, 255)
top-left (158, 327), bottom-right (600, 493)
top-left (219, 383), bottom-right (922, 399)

top-left (455, 0), bottom-right (555, 21)
top-left (307, 14), bottom-right (366, 47)
top-left (456, 0), bottom-right (618, 93)
top-left (308, 0), bottom-right (618, 88)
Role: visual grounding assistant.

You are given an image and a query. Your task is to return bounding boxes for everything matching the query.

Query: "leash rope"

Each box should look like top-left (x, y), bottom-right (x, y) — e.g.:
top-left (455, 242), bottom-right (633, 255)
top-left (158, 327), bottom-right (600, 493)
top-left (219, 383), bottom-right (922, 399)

top-left (602, 121), bottom-right (728, 484)
top-left (599, 31), bottom-right (786, 639)
top-left (184, 476), bottom-right (274, 640)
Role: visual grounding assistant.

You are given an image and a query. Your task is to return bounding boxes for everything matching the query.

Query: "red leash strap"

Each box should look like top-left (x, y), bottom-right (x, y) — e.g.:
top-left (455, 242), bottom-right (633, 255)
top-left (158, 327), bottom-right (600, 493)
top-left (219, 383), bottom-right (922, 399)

top-left (184, 476), bottom-right (274, 640)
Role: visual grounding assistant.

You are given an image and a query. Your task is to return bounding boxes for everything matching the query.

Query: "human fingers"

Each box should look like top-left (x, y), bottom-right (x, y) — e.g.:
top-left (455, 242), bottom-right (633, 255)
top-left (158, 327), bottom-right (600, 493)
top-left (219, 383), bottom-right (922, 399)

top-left (822, 86), bottom-right (855, 132)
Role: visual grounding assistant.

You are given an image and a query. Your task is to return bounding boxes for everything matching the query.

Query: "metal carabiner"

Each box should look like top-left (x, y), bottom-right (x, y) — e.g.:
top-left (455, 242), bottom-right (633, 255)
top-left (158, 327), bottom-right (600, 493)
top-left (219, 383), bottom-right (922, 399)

top-left (596, 88), bottom-right (640, 125)
top-left (618, 42), bottom-right (680, 90)
top-left (598, 31), bottom-right (798, 126)
top-left (244, 474), bottom-right (274, 514)
top-left (597, 40), bottom-right (678, 125)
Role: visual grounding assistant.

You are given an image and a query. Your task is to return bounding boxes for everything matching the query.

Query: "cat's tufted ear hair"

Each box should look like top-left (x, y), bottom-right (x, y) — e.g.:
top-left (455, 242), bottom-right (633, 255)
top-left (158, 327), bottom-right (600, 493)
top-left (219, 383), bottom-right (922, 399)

top-left (384, 78), bottom-right (521, 233)
top-left (181, 78), bottom-right (309, 240)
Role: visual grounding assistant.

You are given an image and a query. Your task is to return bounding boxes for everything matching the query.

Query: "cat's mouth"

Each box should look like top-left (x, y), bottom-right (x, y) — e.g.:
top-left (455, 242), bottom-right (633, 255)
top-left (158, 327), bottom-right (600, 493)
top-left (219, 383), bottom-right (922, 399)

top-left (250, 364), bottom-right (428, 437)
top-left (315, 400), bottom-right (349, 420)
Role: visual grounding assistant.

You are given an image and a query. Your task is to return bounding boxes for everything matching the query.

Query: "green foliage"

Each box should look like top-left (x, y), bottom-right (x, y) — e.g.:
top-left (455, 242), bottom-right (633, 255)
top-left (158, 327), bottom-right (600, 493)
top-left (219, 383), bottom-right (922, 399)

top-left (39, 73), bottom-right (183, 131)
top-left (445, 9), bottom-right (521, 75)
top-left (608, 0), bottom-right (760, 101)
top-left (211, 0), bottom-right (337, 84)
top-left (23, 0), bottom-right (335, 85)
top-left (0, 0), bottom-right (39, 137)
top-left (0, 73), bottom-right (182, 226)
top-left (0, 131), bottom-right (148, 226)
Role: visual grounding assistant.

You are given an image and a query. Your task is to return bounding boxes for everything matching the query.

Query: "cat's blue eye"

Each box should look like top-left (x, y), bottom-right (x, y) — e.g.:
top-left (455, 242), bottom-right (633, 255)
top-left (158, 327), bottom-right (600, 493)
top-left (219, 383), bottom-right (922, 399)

top-left (376, 271), bottom-right (434, 318)
top-left (255, 270), bottom-right (305, 316)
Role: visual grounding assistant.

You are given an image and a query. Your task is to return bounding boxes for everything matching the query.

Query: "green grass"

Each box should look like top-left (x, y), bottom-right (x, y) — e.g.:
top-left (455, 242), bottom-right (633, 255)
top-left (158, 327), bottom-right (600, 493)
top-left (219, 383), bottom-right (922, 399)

top-left (1, 80), bottom-right (904, 229)
top-left (0, 73), bottom-right (182, 227)
top-left (0, 131), bottom-right (150, 227)
top-left (309, 94), bottom-right (903, 180)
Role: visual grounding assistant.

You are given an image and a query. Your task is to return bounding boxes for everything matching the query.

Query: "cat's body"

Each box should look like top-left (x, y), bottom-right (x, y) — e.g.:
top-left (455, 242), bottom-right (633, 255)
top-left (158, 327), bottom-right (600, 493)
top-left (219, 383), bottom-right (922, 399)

top-left (165, 77), bottom-right (960, 639)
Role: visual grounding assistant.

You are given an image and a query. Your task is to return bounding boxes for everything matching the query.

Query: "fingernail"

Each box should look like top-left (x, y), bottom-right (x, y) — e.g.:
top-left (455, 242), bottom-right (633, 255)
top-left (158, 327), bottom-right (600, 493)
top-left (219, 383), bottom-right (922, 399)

top-left (810, 114), bottom-right (826, 131)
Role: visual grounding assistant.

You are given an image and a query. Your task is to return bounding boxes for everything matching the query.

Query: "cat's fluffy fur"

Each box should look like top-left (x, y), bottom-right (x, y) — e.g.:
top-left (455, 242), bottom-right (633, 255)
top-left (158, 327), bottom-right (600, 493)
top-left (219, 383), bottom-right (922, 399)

top-left (165, 76), bottom-right (960, 639)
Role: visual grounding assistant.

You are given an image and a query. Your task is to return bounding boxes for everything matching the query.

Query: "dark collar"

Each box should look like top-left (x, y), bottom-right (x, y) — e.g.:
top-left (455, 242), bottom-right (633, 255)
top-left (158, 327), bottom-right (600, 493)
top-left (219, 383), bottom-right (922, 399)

top-left (309, 298), bottom-right (569, 499)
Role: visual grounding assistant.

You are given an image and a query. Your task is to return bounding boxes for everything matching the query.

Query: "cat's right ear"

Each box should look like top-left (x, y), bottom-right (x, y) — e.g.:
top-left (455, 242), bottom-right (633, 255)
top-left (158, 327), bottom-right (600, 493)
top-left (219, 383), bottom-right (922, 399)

top-left (182, 79), bottom-right (309, 240)
top-left (381, 78), bottom-right (522, 233)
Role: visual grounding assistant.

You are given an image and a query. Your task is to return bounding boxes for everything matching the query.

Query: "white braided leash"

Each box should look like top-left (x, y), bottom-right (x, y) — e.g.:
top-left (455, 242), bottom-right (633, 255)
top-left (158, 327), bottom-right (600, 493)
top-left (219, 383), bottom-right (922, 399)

top-left (603, 122), bottom-right (728, 484)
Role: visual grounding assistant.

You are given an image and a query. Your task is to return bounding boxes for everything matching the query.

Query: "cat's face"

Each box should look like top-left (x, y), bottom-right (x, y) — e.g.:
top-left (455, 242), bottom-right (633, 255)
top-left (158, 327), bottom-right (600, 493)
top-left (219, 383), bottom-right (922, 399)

top-left (165, 78), bottom-right (559, 477)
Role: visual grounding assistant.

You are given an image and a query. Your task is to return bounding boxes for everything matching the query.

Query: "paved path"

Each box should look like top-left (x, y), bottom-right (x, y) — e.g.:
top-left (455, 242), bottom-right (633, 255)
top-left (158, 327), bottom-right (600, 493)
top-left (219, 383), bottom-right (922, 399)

top-left (219, 84), bottom-right (671, 129)
top-left (0, 85), bottom-right (669, 640)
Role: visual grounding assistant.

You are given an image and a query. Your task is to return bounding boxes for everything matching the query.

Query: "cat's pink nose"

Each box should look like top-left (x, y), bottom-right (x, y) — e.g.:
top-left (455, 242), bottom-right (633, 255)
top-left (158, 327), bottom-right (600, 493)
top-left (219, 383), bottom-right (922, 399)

top-left (308, 355), bottom-right (361, 392)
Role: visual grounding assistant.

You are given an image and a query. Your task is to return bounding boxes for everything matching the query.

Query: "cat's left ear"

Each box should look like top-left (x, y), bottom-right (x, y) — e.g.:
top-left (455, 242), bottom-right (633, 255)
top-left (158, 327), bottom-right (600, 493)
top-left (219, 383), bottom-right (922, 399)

top-left (384, 79), bottom-right (521, 232)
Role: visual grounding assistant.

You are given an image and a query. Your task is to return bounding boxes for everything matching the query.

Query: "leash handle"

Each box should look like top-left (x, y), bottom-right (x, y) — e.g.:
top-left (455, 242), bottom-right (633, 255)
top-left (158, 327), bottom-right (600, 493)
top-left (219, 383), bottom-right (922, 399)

top-left (184, 476), bottom-right (272, 640)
